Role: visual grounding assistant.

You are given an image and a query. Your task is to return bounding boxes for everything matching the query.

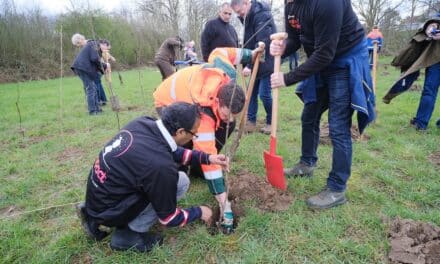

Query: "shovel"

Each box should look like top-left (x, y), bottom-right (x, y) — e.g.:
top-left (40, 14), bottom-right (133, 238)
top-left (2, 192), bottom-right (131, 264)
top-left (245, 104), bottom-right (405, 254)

top-left (264, 32), bottom-right (287, 191)
top-left (103, 50), bottom-right (121, 112)
top-left (229, 41), bottom-right (265, 159)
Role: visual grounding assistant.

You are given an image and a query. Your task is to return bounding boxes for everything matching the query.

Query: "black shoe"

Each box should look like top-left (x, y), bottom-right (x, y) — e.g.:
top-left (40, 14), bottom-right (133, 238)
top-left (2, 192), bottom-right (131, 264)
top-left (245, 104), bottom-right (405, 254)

top-left (436, 119), bottom-right (440, 128)
top-left (110, 226), bottom-right (163, 252)
top-left (284, 161), bottom-right (316, 177)
top-left (76, 202), bottom-right (110, 241)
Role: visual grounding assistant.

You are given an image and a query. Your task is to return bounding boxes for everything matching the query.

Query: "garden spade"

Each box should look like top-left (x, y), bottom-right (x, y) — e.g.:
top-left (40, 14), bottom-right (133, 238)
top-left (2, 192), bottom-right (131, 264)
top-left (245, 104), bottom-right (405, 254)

top-left (229, 41), bottom-right (265, 159)
top-left (103, 50), bottom-right (121, 112)
top-left (264, 32), bottom-right (287, 191)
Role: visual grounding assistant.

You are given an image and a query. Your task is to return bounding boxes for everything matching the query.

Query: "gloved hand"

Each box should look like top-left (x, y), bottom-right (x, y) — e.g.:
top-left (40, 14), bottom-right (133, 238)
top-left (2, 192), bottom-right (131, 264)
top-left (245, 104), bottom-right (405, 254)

top-left (220, 200), bottom-right (234, 234)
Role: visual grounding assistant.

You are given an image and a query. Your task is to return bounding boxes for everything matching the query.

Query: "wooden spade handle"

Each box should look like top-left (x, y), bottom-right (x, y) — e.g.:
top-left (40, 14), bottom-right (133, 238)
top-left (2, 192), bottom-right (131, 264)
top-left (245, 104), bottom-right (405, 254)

top-left (269, 32), bottom-right (288, 139)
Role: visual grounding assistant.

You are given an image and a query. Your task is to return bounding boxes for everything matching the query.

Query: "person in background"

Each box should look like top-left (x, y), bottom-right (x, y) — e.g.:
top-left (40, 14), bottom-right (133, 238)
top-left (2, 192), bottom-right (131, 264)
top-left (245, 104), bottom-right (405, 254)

top-left (71, 33), bottom-right (115, 106)
top-left (154, 36), bottom-right (184, 80)
top-left (270, 0), bottom-right (375, 209)
top-left (184, 40), bottom-right (197, 61)
top-left (366, 26), bottom-right (384, 66)
top-left (77, 102), bottom-right (230, 252)
top-left (231, 0), bottom-right (276, 135)
top-left (201, 2), bottom-right (239, 62)
top-left (383, 15), bottom-right (440, 131)
top-left (71, 36), bottom-right (110, 115)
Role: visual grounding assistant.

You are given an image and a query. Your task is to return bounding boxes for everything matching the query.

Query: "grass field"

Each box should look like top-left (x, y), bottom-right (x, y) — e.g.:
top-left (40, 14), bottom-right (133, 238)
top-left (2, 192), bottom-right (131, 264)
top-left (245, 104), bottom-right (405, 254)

top-left (0, 58), bottom-right (439, 263)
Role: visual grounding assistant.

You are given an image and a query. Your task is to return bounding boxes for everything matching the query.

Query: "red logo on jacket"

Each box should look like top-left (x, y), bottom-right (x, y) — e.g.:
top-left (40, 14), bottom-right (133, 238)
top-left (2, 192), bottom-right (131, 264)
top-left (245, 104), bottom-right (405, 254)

top-left (288, 15), bottom-right (301, 30)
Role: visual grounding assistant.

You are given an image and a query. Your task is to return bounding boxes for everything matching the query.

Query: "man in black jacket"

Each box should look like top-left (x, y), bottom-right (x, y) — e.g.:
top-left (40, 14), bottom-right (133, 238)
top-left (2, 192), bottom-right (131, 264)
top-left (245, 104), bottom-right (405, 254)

top-left (270, 0), bottom-right (375, 209)
top-left (231, 0), bottom-right (276, 135)
top-left (71, 39), bottom-right (110, 115)
top-left (77, 102), bottom-right (229, 252)
top-left (201, 3), bottom-right (239, 62)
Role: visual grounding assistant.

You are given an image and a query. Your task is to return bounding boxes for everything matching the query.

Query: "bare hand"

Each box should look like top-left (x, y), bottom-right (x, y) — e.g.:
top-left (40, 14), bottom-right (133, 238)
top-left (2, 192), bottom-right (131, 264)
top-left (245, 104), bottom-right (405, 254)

top-left (199, 205), bottom-right (213, 226)
top-left (433, 34), bottom-right (440, 41)
top-left (271, 72), bottom-right (286, 89)
top-left (270, 39), bottom-right (286, 57)
top-left (209, 154), bottom-right (230, 172)
top-left (242, 67), bottom-right (251, 77)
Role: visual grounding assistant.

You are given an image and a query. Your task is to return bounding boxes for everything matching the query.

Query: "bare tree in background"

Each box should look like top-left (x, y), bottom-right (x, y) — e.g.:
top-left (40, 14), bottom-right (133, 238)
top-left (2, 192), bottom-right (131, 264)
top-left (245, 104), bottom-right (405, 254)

top-left (184, 0), bottom-right (218, 51)
top-left (352, 0), bottom-right (404, 30)
top-left (137, 0), bottom-right (180, 34)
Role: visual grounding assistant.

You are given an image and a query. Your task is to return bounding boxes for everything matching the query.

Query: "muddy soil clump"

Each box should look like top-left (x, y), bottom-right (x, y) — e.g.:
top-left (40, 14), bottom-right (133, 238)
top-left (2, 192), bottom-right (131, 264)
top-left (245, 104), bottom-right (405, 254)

top-left (208, 171), bottom-right (293, 234)
top-left (388, 217), bottom-right (440, 264)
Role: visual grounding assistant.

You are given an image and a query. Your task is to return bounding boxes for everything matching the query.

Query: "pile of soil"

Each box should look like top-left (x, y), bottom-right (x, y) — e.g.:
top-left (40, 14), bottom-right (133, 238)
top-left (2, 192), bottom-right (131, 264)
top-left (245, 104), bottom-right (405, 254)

top-left (388, 217), bottom-right (440, 264)
top-left (228, 172), bottom-right (293, 212)
top-left (428, 152), bottom-right (440, 167)
top-left (319, 122), bottom-right (370, 145)
top-left (209, 172), bottom-right (293, 234)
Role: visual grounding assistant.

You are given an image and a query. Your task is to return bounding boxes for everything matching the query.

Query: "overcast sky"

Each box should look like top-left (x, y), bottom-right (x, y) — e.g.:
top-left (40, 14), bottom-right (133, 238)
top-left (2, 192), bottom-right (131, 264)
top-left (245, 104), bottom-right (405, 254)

top-left (12, 0), bottom-right (129, 15)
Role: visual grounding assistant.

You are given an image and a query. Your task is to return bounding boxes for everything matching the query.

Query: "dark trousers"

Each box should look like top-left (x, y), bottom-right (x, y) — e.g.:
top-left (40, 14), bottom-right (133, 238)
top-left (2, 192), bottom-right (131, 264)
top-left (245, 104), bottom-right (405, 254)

top-left (300, 67), bottom-right (353, 192)
top-left (95, 74), bottom-right (107, 103)
top-left (76, 70), bottom-right (100, 114)
top-left (247, 76), bottom-right (272, 125)
top-left (414, 62), bottom-right (440, 129)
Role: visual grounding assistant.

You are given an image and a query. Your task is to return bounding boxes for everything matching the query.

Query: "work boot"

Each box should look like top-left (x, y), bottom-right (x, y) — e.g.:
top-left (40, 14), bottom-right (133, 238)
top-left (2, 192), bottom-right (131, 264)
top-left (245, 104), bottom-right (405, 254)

top-left (284, 162), bottom-right (316, 177)
top-left (244, 122), bottom-right (256, 133)
top-left (259, 124), bottom-right (271, 135)
top-left (110, 226), bottom-right (163, 252)
top-left (306, 187), bottom-right (347, 210)
top-left (76, 202), bottom-right (110, 241)
top-left (409, 118), bottom-right (426, 131)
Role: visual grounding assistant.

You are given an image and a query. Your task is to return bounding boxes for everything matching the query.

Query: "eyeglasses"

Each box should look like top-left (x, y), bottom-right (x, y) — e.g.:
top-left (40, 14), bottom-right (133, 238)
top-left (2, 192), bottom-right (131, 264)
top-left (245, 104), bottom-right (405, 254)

top-left (184, 129), bottom-right (199, 139)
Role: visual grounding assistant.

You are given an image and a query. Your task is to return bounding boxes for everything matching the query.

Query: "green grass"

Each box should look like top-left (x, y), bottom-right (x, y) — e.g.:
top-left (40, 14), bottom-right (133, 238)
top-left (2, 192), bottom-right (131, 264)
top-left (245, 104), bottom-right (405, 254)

top-left (0, 60), bottom-right (439, 263)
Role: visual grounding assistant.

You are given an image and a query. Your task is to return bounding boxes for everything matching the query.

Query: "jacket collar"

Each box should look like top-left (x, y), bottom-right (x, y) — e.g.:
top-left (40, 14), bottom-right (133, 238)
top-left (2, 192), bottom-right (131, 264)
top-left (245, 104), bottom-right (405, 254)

top-left (156, 120), bottom-right (177, 151)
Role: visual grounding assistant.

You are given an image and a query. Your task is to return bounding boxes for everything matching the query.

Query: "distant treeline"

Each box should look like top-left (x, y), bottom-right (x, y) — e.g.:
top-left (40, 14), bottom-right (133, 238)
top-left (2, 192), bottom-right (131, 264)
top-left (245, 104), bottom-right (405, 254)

top-left (0, 0), bottom-right (436, 83)
top-left (0, 10), bottom-right (171, 83)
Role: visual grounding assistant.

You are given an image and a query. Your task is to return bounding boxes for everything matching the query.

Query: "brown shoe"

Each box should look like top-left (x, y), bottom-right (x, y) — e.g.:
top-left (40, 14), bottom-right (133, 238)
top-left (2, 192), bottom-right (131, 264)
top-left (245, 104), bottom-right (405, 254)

top-left (259, 124), bottom-right (271, 135)
top-left (244, 122), bottom-right (256, 133)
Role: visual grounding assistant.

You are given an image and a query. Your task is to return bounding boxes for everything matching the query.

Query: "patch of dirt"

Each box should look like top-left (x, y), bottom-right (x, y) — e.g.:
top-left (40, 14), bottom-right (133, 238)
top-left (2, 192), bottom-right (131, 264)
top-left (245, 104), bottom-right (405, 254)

top-left (71, 252), bottom-right (93, 264)
top-left (208, 171), bottom-right (293, 235)
top-left (228, 171), bottom-right (293, 212)
top-left (0, 205), bottom-right (21, 218)
top-left (428, 152), bottom-right (440, 167)
top-left (56, 147), bottom-right (83, 162)
top-left (388, 217), bottom-right (440, 264)
top-left (409, 84), bottom-right (422, 92)
top-left (319, 122), bottom-right (370, 145)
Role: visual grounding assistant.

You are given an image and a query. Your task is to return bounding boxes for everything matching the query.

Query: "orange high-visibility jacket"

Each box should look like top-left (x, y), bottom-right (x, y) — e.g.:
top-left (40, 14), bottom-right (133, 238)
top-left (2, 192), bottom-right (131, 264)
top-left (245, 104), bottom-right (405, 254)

top-left (153, 47), bottom-right (253, 194)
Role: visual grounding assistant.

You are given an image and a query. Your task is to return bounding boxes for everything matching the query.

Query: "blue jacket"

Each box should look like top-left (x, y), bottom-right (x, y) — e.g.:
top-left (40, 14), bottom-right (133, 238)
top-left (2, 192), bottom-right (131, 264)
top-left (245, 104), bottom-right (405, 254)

top-left (296, 39), bottom-right (375, 134)
top-left (239, 0), bottom-right (276, 79)
top-left (71, 41), bottom-right (105, 80)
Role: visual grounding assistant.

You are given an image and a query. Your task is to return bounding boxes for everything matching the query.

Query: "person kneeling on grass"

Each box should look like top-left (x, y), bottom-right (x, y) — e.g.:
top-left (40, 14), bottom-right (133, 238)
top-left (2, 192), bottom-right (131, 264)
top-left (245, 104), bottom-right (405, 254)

top-left (76, 102), bottom-right (230, 252)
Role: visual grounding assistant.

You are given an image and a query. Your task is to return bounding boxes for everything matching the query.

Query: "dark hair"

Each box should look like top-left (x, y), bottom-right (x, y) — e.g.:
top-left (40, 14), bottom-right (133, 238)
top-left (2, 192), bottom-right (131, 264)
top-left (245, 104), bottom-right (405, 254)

top-left (160, 102), bottom-right (201, 135)
top-left (99, 39), bottom-right (110, 46)
top-left (217, 81), bottom-right (245, 114)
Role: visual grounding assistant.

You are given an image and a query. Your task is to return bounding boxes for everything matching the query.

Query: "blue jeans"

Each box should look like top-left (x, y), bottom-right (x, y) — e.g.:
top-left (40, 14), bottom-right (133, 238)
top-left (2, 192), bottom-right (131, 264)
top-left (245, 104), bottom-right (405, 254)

top-left (76, 70), bottom-right (100, 113)
top-left (128, 171), bottom-right (190, 233)
top-left (247, 76), bottom-right (272, 125)
top-left (289, 52), bottom-right (299, 70)
top-left (300, 67), bottom-right (353, 192)
top-left (414, 62), bottom-right (440, 129)
top-left (95, 74), bottom-right (107, 103)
